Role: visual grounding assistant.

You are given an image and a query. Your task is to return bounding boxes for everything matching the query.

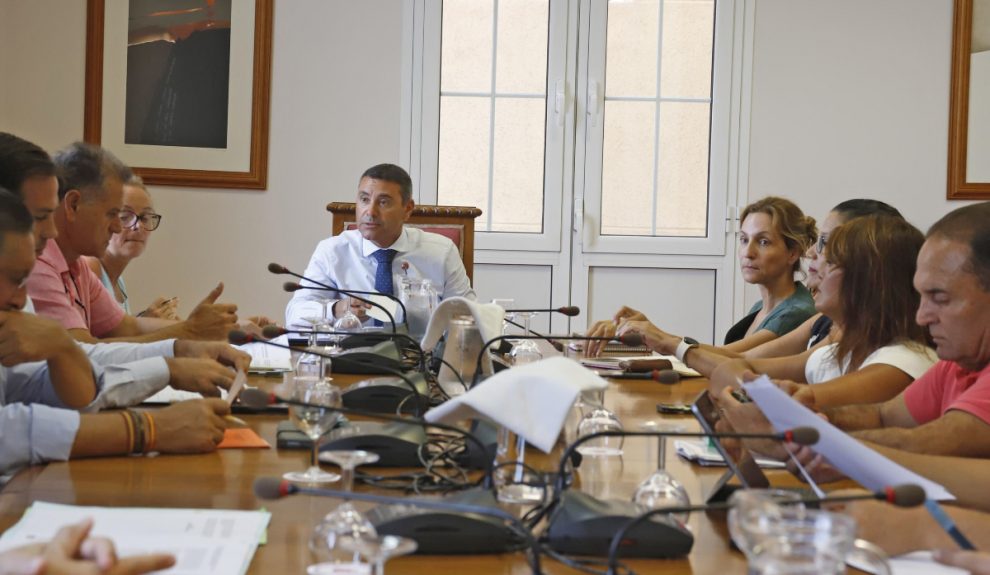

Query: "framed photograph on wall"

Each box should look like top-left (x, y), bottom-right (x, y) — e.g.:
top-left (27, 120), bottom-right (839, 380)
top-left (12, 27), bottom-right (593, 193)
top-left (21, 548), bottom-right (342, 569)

top-left (948, 0), bottom-right (990, 199)
top-left (84, 0), bottom-right (272, 189)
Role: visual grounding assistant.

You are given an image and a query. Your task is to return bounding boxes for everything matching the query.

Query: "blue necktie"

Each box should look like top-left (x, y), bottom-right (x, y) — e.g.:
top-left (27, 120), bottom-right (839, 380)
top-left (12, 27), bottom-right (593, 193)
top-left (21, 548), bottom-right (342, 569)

top-left (372, 249), bottom-right (397, 296)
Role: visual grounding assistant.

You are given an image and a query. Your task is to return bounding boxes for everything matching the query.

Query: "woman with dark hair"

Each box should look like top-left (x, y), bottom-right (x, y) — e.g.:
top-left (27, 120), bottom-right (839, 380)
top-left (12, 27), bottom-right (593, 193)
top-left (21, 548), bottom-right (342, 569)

top-left (708, 215), bottom-right (936, 408)
top-left (586, 196), bottom-right (818, 356)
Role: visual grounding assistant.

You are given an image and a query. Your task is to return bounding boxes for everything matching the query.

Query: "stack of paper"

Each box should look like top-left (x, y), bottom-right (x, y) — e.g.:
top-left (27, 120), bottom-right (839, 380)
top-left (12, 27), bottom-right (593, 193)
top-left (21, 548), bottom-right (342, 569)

top-left (0, 502), bottom-right (270, 575)
top-left (235, 335), bottom-right (293, 373)
top-left (579, 354), bottom-right (701, 377)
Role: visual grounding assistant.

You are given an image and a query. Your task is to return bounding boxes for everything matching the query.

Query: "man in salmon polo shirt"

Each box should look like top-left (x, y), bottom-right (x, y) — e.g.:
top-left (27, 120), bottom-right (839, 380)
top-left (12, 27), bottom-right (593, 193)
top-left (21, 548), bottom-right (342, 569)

top-left (26, 142), bottom-right (238, 343)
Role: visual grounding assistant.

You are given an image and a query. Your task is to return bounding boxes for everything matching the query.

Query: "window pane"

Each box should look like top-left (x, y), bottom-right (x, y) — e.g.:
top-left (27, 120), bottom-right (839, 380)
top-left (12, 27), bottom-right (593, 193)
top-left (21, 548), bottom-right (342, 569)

top-left (600, 0), bottom-right (714, 238)
top-left (605, 0), bottom-right (659, 98)
top-left (656, 102), bottom-right (710, 236)
top-left (601, 101), bottom-right (655, 236)
top-left (496, 0), bottom-right (549, 94)
top-left (438, 96), bottom-right (491, 229)
top-left (441, 0), bottom-right (493, 93)
top-left (659, 0), bottom-right (715, 99)
top-left (439, 0), bottom-right (549, 234)
top-left (491, 98), bottom-right (545, 233)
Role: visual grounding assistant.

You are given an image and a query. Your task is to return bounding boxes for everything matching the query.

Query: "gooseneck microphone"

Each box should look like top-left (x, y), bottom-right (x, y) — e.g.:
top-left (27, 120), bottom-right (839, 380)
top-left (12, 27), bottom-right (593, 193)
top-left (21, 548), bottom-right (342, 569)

top-left (534, 426), bottom-right (820, 559)
top-left (229, 330), bottom-right (426, 418)
top-left (553, 427), bottom-right (820, 497)
top-left (602, 483), bottom-right (928, 573)
top-left (471, 333), bottom-right (646, 387)
top-left (253, 478), bottom-right (544, 573)
top-left (282, 281), bottom-right (408, 332)
top-left (237, 388), bottom-right (495, 487)
top-left (269, 263), bottom-right (402, 331)
top-left (505, 306), bottom-right (580, 317)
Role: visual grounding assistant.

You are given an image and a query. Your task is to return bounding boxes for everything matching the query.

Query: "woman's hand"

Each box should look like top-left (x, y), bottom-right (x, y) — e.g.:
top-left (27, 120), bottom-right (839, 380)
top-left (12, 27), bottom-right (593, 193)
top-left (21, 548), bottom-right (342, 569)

top-left (139, 296), bottom-right (179, 320)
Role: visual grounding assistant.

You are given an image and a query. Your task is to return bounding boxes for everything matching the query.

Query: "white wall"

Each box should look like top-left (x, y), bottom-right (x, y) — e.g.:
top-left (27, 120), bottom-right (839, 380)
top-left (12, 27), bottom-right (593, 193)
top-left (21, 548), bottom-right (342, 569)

top-left (0, 0), bottom-right (406, 321)
top-left (0, 0), bottom-right (980, 324)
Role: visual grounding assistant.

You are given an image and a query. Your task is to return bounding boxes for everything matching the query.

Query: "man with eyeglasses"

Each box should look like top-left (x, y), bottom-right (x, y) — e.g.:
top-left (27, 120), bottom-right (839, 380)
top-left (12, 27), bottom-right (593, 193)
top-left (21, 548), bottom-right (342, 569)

top-left (25, 141), bottom-right (239, 344)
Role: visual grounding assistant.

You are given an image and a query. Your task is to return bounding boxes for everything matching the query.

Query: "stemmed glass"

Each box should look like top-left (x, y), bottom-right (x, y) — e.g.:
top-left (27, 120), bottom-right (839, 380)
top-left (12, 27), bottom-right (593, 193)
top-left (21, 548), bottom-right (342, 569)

top-left (283, 378), bottom-right (343, 484)
top-left (310, 450), bottom-right (381, 564)
top-left (631, 422), bottom-right (690, 524)
top-left (338, 535), bottom-right (417, 575)
top-left (331, 298), bottom-right (363, 354)
top-left (495, 433), bottom-right (544, 505)
top-left (509, 311), bottom-right (542, 365)
top-left (576, 388), bottom-right (624, 456)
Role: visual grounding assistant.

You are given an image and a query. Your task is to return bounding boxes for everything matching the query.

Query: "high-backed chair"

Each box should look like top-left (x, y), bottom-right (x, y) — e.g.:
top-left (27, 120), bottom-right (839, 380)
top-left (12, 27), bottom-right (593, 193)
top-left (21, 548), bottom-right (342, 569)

top-left (326, 202), bottom-right (482, 284)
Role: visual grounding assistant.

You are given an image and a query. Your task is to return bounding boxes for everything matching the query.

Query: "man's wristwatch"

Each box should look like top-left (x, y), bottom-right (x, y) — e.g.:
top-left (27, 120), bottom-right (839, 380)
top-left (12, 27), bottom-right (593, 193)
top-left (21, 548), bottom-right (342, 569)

top-left (674, 337), bottom-right (699, 362)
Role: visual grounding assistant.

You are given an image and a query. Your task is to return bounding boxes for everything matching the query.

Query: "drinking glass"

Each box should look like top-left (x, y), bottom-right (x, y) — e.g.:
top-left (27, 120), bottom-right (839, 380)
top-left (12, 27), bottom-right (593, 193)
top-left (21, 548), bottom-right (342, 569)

top-left (748, 509), bottom-right (891, 575)
top-left (576, 389), bottom-right (623, 456)
top-left (310, 450), bottom-right (381, 563)
top-left (495, 432), bottom-right (544, 505)
top-left (631, 422), bottom-right (690, 524)
top-left (283, 379), bottom-right (343, 484)
top-left (727, 488), bottom-right (805, 563)
top-left (509, 311), bottom-right (542, 365)
top-left (339, 535), bottom-right (417, 575)
top-left (331, 300), bottom-right (363, 354)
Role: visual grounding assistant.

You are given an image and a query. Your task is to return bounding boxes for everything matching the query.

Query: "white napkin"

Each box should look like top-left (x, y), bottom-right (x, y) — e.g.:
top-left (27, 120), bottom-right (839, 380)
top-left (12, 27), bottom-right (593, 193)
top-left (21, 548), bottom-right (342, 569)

top-left (421, 297), bottom-right (505, 350)
top-left (425, 356), bottom-right (608, 452)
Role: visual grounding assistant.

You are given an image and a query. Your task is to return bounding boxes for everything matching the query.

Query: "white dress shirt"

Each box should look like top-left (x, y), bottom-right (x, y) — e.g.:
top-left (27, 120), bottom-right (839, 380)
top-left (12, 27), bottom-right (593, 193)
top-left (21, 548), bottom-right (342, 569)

top-left (285, 227), bottom-right (476, 327)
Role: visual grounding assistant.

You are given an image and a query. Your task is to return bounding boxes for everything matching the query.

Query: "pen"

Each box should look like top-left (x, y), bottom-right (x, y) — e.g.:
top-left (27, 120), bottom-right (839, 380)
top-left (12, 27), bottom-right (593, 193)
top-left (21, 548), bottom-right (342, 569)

top-left (224, 415), bottom-right (248, 427)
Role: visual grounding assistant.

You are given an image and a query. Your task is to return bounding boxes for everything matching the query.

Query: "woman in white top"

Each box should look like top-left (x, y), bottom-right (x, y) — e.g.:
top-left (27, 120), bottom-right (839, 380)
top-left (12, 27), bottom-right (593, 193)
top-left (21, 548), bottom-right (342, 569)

top-left (709, 215), bottom-right (936, 409)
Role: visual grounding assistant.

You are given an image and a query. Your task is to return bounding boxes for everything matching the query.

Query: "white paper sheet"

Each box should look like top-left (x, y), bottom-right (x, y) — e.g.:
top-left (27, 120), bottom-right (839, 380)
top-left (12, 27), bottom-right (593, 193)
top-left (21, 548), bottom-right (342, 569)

top-left (743, 376), bottom-right (954, 501)
top-left (365, 294), bottom-right (399, 323)
top-left (235, 335), bottom-right (292, 372)
top-left (0, 502), bottom-right (270, 575)
top-left (425, 356), bottom-right (608, 452)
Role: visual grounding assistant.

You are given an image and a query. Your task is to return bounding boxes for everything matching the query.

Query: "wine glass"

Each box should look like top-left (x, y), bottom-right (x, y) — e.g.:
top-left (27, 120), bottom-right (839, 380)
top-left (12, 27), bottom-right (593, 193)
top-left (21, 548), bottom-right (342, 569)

top-left (576, 388), bottom-right (624, 456)
top-left (495, 432), bottom-right (544, 505)
top-left (310, 450), bottom-right (381, 564)
top-left (283, 378), bottom-right (343, 484)
top-left (509, 311), bottom-right (542, 365)
top-left (331, 299), bottom-right (363, 354)
top-left (631, 422), bottom-right (690, 524)
top-left (338, 535), bottom-right (417, 575)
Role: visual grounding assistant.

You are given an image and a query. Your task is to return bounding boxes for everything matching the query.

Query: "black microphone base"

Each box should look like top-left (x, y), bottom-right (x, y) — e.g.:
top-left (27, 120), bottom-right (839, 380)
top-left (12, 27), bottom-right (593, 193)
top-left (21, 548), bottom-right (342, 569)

top-left (342, 373), bottom-right (430, 414)
top-left (321, 421), bottom-right (427, 467)
top-left (366, 489), bottom-right (525, 554)
top-left (544, 491), bottom-right (694, 558)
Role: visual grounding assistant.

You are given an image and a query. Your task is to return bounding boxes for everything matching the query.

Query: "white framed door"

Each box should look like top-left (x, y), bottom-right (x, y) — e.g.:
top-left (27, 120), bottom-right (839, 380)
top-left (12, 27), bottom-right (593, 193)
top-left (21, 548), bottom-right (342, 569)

top-left (404, 0), bottom-right (756, 343)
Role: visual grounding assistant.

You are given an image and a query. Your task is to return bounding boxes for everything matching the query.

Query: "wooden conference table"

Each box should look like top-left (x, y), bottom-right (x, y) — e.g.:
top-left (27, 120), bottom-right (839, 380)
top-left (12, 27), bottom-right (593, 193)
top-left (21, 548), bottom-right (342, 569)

top-left (0, 368), bottom-right (788, 574)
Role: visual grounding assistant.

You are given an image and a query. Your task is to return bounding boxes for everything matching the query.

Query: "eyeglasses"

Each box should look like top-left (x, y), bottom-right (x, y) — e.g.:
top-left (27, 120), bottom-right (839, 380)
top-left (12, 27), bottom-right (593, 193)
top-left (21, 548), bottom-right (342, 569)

top-left (119, 210), bottom-right (162, 231)
top-left (815, 233), bottom-right (829, 254)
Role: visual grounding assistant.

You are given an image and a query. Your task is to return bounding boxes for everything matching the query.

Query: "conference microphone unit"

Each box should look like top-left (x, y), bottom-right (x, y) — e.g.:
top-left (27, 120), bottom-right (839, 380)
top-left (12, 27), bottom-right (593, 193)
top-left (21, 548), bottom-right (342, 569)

top-left (238, 386), bottom-right (496, 477)
top-left (270, 262), bottom-right (403, 331)
top-left (253, 478), bottom-right (543, 570)
top-left (595, 369), bottom-right (681, 384)
top-left (471, 333), bottom-right (646, 387)
top-left (539, 426), bottom-right (820, 559)
top-left (504, 306), bottom-right (580, 317)
top-left (600, 483), bottom-right (927, 574)
top-left (229, 331), bottom-right (427, 417)
top-left (261, 325), bottom-right (425, 369)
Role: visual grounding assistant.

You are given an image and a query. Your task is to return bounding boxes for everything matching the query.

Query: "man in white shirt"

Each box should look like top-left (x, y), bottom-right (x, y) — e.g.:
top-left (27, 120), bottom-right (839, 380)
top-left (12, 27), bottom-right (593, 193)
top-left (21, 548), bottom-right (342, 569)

top-left (285, 163), bottom-right (475, 327)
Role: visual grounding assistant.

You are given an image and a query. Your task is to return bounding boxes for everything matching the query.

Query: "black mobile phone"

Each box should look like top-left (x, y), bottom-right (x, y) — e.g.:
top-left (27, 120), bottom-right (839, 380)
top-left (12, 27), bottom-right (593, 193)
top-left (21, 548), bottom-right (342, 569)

top-left (657, 402), bottom-right (693, 415)
top-left (730, 388), bottom-right (753, 403)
